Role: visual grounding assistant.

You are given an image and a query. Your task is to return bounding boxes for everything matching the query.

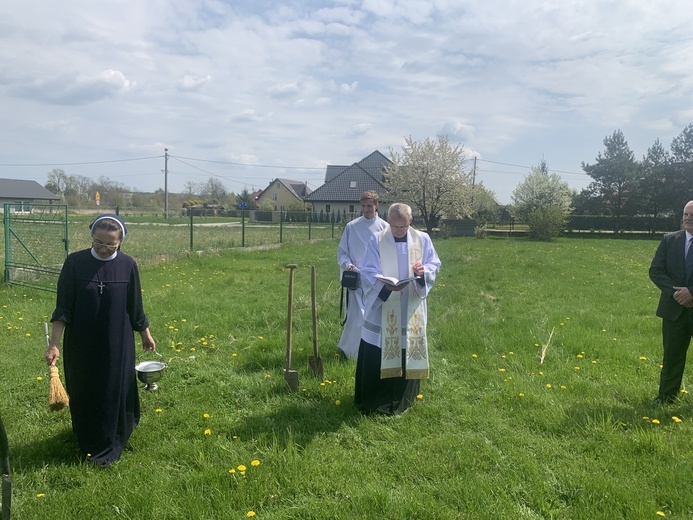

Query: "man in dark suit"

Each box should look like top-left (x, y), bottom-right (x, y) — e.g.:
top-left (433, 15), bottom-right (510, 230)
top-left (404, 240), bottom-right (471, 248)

top-left (649, 200), bottom-right (693, 404)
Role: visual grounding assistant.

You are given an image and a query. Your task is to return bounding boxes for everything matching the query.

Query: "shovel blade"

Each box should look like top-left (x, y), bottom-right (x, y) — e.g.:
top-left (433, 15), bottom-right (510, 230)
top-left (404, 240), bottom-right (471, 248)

top-left (284, 369), bottom-right (299, 393)
top-left (308, 356), bottom-right (324, 379)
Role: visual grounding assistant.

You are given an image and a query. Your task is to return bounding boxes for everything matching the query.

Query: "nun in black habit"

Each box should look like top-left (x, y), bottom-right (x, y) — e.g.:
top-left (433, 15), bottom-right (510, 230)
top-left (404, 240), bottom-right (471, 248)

top-left (45, 214), bottom-right (156, 467)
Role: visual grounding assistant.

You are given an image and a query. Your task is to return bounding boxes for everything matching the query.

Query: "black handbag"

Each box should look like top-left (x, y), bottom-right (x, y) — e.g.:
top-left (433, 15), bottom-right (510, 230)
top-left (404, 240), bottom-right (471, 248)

top-left (341, 270), bottom-right (360, 290)
top-left (340, 270), bottom-right (360, 326)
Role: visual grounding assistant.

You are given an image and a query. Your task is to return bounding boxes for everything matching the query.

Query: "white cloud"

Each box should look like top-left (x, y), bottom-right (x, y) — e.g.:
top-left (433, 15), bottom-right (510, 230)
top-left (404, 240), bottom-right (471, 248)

top-left (0, 0), bottom-right (692, 203)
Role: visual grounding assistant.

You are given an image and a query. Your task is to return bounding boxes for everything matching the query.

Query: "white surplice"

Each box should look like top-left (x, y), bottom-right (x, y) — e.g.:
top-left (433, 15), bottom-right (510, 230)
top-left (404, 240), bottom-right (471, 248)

top-left (359, 227), bottom-right (441, 371)
top-left (336, 214), bottom-right (388, 359)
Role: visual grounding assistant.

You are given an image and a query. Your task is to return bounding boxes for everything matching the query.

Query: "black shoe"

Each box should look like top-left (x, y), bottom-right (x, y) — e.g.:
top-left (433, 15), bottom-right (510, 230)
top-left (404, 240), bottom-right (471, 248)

top-left (652, 395), bottom-right (675, 406)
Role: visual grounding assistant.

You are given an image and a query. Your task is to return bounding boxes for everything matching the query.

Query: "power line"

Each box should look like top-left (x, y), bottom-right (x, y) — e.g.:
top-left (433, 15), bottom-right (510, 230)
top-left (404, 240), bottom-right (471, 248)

top-left (172, 155), bottom-right (325, 170)
top-left (0, 156), bottom-right (162, 167)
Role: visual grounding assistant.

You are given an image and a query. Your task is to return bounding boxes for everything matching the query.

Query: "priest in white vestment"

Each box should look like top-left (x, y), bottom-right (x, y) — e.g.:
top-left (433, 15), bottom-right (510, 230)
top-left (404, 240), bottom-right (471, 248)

top-left (336, 191), bottom-right (388, 359)
top-left (355, 203), bottom-right (441, 415)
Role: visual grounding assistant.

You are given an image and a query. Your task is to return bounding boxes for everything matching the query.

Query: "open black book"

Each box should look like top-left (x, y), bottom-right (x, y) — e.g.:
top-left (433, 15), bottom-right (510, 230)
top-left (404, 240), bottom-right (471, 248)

top-left (374, 274), bottom-right (422, 287)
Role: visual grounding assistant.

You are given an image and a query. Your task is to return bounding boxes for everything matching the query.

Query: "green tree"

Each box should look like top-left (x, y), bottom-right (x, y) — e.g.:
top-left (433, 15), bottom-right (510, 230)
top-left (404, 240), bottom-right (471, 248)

top-left (639, 139), bottom-right (672, 222)
top-left (235, 188), bottom-right (258, 210)
top-left (384, 135), bottom-right (470, 234)
top-left (581, 129), bottom-right (638, 231)
top-left (669, 123), bottom-right (693, 211)
top-left (511, 160), bottom-right (573, 240)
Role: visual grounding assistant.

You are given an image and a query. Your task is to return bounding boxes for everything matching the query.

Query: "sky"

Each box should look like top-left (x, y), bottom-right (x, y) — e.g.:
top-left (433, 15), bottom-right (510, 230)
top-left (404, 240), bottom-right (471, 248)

top-left (1, 0), bottom-right (692, 205)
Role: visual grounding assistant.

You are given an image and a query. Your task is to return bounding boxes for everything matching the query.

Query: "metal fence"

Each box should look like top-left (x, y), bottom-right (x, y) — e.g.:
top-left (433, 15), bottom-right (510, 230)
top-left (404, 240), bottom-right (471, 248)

top-left (3, 207), bottom-right (341, 292)
top-left (3, 204), bottom-right (68, 292)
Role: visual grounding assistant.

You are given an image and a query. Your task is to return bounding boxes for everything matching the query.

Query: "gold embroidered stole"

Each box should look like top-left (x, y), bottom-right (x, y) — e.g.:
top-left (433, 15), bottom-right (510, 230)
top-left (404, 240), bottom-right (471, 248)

top-left (379, 227), bottom-right (429, 380)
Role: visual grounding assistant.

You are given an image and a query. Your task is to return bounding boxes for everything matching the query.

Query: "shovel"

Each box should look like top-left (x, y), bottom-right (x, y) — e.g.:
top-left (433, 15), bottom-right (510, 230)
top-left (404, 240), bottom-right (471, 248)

top-left (0, 415), bottom-right (11, 520)
top-left (284, 264), bottom-right (300, 392)
top-left (308, 265), bottom-right (324, 379)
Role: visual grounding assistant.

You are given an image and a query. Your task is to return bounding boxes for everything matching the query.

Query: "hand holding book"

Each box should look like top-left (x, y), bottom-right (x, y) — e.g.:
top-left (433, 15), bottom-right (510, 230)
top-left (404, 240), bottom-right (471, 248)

top-left (374, 274), bottom-right (422, 287)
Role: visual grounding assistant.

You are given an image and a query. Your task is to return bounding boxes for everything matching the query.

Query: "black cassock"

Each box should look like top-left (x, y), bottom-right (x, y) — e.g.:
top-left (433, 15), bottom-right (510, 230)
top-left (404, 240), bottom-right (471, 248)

top-left (52, 249), bottom-right (149, 466)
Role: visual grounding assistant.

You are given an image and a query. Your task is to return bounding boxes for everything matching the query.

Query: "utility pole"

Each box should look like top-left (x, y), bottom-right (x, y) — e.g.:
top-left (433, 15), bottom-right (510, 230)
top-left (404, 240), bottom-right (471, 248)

top-left (471, 156), bottom-right (477, 206)
top-left (164, 148), bottom-right (169, 219)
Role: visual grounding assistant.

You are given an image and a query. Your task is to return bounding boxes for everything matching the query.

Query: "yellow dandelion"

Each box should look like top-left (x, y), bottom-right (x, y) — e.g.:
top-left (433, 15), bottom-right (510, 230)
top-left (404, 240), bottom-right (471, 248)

top-left (237, 464), bottom-right (246, 471)
top-left (168, 325), bottom-right (174, 330)
top-left (681, 389), bottom-right (688, 394)
top-left (498, 368), bottom-right (506, 372)
top-left (25, 333), bottom-right (31, 337)
top-left (37, 376), bottom-right (43, 381)
top-left (642, 416), bottom-right (650, 421)
top-left (416, 394), bottom-right (424, 400)
top-left (36, 493), bottom-right (45, 498)
top-left (501, 355), bottom-right (506, 359)
top-left (639, 356), bottom-right (647, 360)
top-left (576, 354), bottom-right (583, 358)
top-left (320, 382), bottom-right (326, 386)
top-left (672, 416), bottom-right (682, 423)
top-left (560, 322), bottom-right (564, 326)
top-left (546, 384), bottom-right (552, 388)
top-left (539, 371), bottom-right (544, 375)
top-left (534, 343), bottom-right (539, 347)
top-left (264, 374), bottom-right (270, 379)
top-left (601, 329), bottom-right (606, 332)
top-left (247, 511), bottom-right (256, 517)
top-left (335, 400), bottom-right (341, 405)
top-left (232, 353), bottom-right (237, 357)
top-left (190, 347), bottom-right (196, 352)
top-left (574, 367), bottom-right (581, 371)
top-left (656, 512), bottom-right (666, 517)
top-left (251, 460), bottom-right (260, 467)
top-left (472, 353), bottom-right (477, 358)
top-left (509, 351), bottom-right (514, 355)
top-left (518, 393), bottom-right (525, 397)
top-left (229, 468), bottom-right (236, 474)
top-left (592, 360), bottom-right (597, 364)
top-left (182, 319), bottom-right (187, 322)
top-left (560, 385), bottom-right (566, 390)
top-left (203, 413), bottom-right (210, 418)
top-left (204, 429), bottom-right (212, 435)
top-left (155, 408), bottom-right (163, 413)
top-left (652, 419), bottom-right (660, 424)
top-left (258, 336), bottom-right (263, 340)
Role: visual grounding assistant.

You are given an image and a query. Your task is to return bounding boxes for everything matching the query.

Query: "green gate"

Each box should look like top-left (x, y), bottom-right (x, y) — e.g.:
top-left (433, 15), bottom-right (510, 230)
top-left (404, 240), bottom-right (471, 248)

top-left (3, 204), bottom-right (69, 292)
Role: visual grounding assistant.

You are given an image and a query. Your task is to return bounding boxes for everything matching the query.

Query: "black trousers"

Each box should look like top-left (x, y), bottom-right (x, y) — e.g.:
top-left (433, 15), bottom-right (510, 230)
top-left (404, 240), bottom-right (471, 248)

top-left (659, 309), bottom-right (693, 400)
top-left (354, 340), bottom-right (420, 415)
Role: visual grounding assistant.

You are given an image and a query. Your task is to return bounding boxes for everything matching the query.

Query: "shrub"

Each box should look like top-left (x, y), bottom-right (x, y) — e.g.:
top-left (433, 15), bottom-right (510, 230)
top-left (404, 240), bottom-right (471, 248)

top-left (527, 207), bottom-right (566, 241)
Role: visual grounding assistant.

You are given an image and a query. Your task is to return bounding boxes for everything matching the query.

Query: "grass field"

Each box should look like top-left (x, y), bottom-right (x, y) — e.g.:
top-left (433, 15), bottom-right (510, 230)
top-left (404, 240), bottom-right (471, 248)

top-left (1, 234), bottom-right (692, 519)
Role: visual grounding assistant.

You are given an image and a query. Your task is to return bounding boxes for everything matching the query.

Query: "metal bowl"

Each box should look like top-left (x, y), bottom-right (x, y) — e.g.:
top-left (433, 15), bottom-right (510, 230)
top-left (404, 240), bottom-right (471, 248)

top-left (135, 360), bottom-right (166, 390)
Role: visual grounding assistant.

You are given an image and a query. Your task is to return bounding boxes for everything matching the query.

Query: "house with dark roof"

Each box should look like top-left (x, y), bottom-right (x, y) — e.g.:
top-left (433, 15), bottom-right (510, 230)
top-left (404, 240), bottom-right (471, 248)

top-left (255, 178), bottom-right (312, 211)
top-left (304, 150), bottom-right (392, 216)
top-left (0, 178), bottom-right (60, 213)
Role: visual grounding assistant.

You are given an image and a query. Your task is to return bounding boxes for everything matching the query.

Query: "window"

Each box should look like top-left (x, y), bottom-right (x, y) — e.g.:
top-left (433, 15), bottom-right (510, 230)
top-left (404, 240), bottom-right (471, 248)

top-left (272, 193), bottom-right (278, 200)
top-left (349, 205), bottom-right (355, 213)
top-left (349, 180), bottom-right (357, 188)
top-left (325, 205), bottom-right (331, 213)
top-left (13, 201), bottom-right (32, 213)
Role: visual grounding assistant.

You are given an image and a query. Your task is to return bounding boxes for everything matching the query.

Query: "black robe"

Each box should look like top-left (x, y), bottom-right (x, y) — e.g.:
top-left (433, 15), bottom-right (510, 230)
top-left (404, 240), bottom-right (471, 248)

top-left (52, 249), bottom-right (149, 466)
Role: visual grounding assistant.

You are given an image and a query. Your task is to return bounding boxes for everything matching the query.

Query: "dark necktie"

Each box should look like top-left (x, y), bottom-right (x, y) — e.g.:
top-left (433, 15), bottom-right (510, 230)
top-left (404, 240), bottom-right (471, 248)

top-left (686, 237), bottom-right (693, 285)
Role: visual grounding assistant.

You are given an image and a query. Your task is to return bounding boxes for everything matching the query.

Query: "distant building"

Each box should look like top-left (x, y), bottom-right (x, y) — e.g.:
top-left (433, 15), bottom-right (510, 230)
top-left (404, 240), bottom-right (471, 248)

top-left (255, 178), bottom-right (312, 210)
top-left (304, 150), bottom-right (392, 216)
top-left (0, 178), bottom-right (60, 212)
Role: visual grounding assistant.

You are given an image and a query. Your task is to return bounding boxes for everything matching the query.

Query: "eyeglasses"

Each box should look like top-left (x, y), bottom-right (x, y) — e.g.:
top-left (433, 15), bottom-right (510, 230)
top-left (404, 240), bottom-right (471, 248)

top-left (93, 240), bottom-right (119, 251)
